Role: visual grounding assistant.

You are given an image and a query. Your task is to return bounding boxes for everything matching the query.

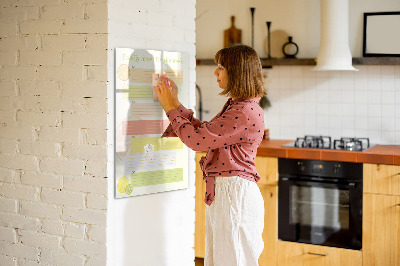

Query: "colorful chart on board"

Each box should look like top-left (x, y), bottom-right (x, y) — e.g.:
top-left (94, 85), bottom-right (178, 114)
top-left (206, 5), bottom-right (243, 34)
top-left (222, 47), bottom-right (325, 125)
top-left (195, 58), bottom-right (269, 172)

top-left (115, 48), bottom-right (189, 198)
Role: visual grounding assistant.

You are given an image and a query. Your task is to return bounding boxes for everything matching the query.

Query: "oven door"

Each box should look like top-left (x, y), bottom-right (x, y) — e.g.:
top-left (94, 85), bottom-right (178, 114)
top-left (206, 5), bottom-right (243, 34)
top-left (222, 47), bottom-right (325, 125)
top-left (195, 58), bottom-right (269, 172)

top-left (278, 176), bottom-right (362, 250)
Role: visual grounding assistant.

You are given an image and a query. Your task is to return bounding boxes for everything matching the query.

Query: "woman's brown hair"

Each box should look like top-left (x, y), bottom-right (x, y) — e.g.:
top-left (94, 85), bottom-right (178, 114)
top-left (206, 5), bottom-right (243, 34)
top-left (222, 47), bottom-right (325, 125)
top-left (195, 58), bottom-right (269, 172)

top-left (214, 44), bottom-right (266, 99)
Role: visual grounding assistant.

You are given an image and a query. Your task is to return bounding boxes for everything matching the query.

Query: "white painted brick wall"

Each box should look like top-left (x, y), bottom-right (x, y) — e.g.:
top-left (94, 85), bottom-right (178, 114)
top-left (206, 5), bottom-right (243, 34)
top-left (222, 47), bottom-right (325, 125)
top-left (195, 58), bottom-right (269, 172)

top-left (2, 0), bottom-right (198, 264)
top-left (42, 188), bottom-right (85, 208)
top-left (0, 0), bottom-right (108, 264)
top-left (64, 175), bottom-right (107, 194)
top-left (19, 230), bottom-right (62, 251)
top-left (0, 255), bottom-right (17, 266)
top-left (85, 161), bottom-right (107, 177)
top-left (62, 207), bottom-right (106, 226)
top-left (0, 227), bottom-right (17, 243)
top-left (40, 249), bottom-right (85, 266)
top-left (20, 201), bottom-right (62, 220)
top-left (0, 212), bottom-right (41, 231)
top-left (20, 171), bottom-right (63, 189)
top-left (0, 241), bottom-right (39, 261)
top-left (86, 193), bottom-right (107, 210)
top-left (42, 219), bottom-right (64, 236)
top-left (0, 183), bottom-right (39, 201)
top-left (87, 225), bottom-right (106, 243)
top-left (64, 222), bottom-right (85, 239)
top-left (0, 197), bottom-right (17, 213)
top-left (63, 237), bottom-right (106, 256)
top-left (0, 168), bottom-right (15, 183)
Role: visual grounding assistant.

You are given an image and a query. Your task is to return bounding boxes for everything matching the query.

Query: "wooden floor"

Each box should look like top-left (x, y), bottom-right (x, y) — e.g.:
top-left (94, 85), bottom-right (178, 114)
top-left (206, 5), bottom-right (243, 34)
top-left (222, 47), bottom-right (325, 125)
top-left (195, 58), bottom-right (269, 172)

top-left (195, 257), bottom-right (204, 266)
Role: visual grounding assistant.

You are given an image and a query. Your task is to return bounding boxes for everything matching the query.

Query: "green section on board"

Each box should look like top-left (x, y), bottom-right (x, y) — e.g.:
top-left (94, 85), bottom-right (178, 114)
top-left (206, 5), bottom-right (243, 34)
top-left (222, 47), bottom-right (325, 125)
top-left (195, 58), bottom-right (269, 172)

top-left (130, 168), bottom-right (183, 187)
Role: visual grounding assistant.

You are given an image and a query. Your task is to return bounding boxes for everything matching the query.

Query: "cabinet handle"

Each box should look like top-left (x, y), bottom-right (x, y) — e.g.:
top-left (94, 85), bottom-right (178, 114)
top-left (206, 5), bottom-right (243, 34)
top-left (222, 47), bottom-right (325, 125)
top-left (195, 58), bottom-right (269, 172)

top-left (397, 204), bottom-right (400, 207)
top-left (307, 252), bottom-right (328, 256)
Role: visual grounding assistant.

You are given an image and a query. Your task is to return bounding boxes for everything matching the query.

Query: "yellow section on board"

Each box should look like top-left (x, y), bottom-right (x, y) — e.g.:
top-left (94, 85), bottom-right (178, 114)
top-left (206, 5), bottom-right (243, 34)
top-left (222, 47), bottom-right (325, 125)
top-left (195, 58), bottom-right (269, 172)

top-left (117, 182), bottom-right (127, 193)
top-left (118, 176), bottom-right (129, 185)
top-left (130, 137), bottom-right (183, 153)
top-left (117, 176), bottom-right (132, 194)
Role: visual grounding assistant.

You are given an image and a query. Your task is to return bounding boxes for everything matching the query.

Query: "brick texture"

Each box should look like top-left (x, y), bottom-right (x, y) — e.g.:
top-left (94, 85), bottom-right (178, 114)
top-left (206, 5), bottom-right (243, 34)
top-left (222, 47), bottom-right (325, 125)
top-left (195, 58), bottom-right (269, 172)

top-left (0, 1), bottom-right (108, 264)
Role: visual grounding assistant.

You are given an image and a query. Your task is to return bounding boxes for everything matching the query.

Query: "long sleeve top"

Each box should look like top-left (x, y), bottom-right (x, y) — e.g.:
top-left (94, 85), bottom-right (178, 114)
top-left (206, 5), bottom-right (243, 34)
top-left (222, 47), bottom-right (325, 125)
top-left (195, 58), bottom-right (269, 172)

top-left (161, 97), bottom-right (265, 205)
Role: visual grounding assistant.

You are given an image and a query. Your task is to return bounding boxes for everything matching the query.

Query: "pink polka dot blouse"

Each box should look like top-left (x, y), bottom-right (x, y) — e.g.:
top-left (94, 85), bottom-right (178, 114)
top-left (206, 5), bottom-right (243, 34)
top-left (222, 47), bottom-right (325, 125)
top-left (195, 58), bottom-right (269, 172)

top-left (162, 97), bottom-right (265, 205)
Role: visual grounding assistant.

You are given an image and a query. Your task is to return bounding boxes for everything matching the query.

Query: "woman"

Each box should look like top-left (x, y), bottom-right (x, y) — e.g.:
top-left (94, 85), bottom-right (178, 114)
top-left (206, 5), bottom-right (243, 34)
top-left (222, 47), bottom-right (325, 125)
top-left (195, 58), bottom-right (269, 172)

top-left (154, 44), bottom-right (266, 266)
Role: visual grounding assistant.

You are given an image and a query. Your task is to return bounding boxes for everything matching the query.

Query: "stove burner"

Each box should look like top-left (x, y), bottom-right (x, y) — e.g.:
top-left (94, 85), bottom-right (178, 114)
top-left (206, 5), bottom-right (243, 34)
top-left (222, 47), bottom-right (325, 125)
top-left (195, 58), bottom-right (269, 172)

top-left (287, 136), bottom-right (372, 151)
top-left (333, 137), bottom-right (370, 151)
top-left (295, 135), bottom-right (332, 149)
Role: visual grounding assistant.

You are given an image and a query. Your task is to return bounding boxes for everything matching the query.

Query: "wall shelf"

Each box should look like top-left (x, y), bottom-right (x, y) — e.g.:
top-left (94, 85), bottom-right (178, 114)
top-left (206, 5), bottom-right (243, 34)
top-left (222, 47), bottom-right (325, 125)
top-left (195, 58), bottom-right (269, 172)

top-left (196, 57), bottom-right (400, 67)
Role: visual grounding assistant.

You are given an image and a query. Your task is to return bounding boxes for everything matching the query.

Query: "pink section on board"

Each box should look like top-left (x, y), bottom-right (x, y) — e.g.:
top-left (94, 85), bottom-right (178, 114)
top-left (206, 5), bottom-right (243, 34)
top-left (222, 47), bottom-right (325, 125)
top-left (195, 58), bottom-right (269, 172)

top-left (122, 120), bottom-right (170, 135)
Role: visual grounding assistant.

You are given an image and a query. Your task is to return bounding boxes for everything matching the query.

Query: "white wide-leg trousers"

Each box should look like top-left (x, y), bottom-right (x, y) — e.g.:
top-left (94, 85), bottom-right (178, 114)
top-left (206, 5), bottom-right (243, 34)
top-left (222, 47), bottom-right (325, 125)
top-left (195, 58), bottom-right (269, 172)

top-left (205, 176), bottom-right (265, 266)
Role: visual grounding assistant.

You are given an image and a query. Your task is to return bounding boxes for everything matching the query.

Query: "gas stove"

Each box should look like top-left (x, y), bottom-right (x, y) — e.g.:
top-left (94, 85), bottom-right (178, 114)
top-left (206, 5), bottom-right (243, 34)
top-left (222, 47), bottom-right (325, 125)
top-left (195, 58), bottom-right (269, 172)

top-left (283, 135), bottom-right (373, 151)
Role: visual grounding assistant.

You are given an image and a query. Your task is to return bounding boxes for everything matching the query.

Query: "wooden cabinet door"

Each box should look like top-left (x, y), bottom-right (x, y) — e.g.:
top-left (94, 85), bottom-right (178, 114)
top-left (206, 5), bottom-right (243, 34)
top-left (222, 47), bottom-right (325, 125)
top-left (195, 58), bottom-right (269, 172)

top-left (364, 164), bottom-right (400, 196)
top-left (195, 152), bottom-right (207, 258)
top-left (363, 193), bottom-right (400, 266)
top-left (259, 185), bottom-right (278, 266)
top-left (255, 156), bottom-right (278, 186)
top-left (276, 241), bottom-right (362, 266)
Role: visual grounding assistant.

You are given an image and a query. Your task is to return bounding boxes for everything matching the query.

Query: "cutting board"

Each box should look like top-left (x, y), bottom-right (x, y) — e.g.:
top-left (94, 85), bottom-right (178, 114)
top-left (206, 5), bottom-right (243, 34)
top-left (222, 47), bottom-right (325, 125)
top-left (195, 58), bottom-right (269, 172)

top-left (224, 16), bottom-right (242, 48)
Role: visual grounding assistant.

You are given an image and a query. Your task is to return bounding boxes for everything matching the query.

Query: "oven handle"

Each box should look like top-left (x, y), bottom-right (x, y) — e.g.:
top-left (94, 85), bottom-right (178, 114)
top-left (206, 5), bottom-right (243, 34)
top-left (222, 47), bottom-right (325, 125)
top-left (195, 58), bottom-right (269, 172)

top-left (280, 177), bottom-right (357, 189)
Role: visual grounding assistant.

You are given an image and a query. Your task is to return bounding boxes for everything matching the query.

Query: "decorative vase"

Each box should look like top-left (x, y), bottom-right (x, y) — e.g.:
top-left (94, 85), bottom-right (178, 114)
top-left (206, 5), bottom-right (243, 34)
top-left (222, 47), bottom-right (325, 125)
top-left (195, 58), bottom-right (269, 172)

top-left (282, 36), bottom-right (299, 58)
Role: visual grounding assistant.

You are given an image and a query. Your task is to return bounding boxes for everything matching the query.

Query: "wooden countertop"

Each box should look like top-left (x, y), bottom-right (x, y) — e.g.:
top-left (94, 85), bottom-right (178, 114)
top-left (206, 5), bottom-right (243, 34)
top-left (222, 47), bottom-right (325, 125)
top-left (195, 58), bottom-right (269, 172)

top-left (256, 139), bottom-right (400, 165)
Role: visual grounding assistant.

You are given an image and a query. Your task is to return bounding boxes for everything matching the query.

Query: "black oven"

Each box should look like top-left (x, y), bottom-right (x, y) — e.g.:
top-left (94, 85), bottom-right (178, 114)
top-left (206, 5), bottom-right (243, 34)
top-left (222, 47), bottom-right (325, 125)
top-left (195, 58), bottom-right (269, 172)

top-left (278, 158), bottom-right (363, 250)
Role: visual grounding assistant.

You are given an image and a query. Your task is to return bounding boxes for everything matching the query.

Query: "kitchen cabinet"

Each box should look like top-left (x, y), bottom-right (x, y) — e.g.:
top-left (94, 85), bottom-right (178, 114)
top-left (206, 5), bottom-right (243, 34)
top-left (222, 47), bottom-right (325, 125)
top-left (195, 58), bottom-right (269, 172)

top-left (363, 164), bottom-right (400, 266)
top-left (195, 152), bottom-right (207, 258)
top-left (254, 156), bottom-right (278, 186)
top-left (256, 156), bottom-right (278, 266)
top-left (194, 154), bottom-right (279, 265)
top-left (363, 193), bottom-right (400, 266)
top-left (276, 241), bottom-right (362, 266)
top-left (259, 184), bottom-right (278, 266)
top-left (363, 163), bottom-right (400, 196)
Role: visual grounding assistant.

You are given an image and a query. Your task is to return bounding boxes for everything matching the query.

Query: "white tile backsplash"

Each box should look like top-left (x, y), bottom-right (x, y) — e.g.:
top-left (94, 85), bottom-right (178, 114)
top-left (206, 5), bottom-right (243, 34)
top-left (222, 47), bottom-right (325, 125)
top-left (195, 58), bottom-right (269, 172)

top-left (382, 105), bottom-right (395, 118)
top-left (382, 90), bottom-right (395, 104)
top-left (367, 91), bottom-right (381, 105)
top-left (196, 65), bottom-right (400, 144)
top-left (367, 104), bottom-right (382, 118)
top-left (381, 66), bottom-right (395, 77)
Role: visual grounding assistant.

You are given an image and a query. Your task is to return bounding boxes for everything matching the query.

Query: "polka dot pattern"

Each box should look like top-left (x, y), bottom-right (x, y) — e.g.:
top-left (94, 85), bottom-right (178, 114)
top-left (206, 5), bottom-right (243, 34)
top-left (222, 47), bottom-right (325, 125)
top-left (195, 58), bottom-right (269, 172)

top-left (162, 97), bottom-right (264, 206)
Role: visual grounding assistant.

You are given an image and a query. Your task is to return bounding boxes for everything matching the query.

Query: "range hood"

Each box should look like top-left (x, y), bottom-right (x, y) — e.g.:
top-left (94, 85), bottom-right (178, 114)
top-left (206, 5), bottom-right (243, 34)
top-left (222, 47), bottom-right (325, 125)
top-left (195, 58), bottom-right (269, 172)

top-left (314, 0), bottom-right (358, 71)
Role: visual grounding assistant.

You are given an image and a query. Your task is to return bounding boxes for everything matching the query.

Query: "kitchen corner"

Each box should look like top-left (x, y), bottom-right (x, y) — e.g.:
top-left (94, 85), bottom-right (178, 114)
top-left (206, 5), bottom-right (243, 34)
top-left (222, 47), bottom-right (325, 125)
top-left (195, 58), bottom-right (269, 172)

top-left (195, 140), bottom-right (400, 265)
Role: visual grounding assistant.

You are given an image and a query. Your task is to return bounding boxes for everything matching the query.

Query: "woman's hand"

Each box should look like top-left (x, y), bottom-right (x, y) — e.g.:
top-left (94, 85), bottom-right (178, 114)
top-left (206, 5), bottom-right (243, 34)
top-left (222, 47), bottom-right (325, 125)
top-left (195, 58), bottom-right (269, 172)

top-left (153, 78), bottom-right (175, 113)
top-left (160, 74), bottom-right (180, 108)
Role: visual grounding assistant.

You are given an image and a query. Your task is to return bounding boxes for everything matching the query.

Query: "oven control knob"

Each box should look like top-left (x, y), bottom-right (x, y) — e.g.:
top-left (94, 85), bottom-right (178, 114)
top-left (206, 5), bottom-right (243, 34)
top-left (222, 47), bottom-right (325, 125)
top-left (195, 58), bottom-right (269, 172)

top-left (297, 161), bottom-right (305, 171)
top-left (333, 164), bottom-right (341, 174)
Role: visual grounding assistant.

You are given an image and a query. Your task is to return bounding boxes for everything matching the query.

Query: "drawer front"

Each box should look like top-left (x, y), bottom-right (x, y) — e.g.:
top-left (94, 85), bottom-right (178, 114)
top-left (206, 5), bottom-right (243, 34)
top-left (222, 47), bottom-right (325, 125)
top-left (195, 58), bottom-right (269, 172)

top-left (364, 164), bottom-right (400, 196)
top-left (277, 241), bottom-right (362, 266)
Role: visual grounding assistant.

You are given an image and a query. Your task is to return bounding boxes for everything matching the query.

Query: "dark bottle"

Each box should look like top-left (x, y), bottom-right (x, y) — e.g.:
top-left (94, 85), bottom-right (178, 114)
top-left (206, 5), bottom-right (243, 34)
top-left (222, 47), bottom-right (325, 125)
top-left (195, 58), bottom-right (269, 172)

top-left (282, 36), bottom-right (299, 58)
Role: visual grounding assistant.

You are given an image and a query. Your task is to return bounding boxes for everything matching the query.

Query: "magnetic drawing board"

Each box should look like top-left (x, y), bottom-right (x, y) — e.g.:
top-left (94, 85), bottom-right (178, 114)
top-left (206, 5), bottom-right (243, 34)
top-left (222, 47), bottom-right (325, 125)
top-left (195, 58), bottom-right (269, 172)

top-left (115, 48), bottom-right (189, 198)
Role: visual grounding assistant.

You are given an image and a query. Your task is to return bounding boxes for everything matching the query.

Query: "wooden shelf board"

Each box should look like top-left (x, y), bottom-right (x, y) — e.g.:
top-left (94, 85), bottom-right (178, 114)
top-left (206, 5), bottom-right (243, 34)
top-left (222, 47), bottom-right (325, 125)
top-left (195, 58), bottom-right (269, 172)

top-left (196, 57), bottom-right (400, 67)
